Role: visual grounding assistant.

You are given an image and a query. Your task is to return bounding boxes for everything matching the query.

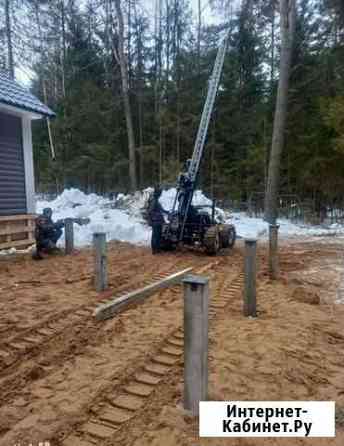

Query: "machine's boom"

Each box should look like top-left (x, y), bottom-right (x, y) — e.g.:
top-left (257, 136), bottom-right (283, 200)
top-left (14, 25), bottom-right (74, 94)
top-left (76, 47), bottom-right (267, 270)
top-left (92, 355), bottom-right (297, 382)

top-left (188, 29), bottom-right (230, 184)
top-left (167, 29), bottom-right (230, 242)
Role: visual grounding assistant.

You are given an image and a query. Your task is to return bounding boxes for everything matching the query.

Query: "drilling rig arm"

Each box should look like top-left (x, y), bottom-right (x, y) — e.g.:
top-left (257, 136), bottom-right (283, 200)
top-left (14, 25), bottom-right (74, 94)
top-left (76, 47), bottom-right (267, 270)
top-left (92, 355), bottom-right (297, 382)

top-left (172, 29), bottom-right (230, 241)
top-left (189, 29), bottom-right (230, 184)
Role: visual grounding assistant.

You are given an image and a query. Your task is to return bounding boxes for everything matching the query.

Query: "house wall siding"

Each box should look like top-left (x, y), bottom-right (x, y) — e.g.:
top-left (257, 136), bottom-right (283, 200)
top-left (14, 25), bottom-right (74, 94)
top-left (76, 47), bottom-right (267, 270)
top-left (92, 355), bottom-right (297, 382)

top-left (0, 111), bottom-right (27, 215)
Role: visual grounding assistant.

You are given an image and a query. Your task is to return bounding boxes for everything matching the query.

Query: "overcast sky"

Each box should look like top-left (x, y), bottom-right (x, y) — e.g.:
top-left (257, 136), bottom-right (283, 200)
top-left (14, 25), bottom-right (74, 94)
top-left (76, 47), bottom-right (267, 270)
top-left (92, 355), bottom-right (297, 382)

top-left (17, 0), bottom-right (230, 84)
top-left (190, 0), bottom-right (218, 23)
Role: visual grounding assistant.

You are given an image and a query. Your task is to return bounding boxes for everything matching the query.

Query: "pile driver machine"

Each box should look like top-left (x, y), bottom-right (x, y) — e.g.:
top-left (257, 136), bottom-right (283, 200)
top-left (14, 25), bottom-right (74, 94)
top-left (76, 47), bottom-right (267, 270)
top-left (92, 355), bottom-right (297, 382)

top-left (158, 29), bottom-right (236, 255)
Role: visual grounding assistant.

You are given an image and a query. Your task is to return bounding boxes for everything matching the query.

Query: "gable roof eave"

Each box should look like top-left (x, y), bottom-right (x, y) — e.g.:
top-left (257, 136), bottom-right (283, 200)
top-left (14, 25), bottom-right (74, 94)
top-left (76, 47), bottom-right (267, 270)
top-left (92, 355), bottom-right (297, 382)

top-left (0, 71), bottom-right (55, 118)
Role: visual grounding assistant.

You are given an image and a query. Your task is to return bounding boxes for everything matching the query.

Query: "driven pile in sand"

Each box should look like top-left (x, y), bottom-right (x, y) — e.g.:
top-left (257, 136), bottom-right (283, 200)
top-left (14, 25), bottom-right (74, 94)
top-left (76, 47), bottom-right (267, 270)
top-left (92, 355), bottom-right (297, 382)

top-left (0, 240), bottom-right (343, 445)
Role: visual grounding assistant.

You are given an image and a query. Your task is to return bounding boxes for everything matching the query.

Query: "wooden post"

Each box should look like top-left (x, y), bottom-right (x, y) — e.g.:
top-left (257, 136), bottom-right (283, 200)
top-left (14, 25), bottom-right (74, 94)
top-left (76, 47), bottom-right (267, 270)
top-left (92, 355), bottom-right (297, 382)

top-left (244, 238), bottom-right (257, 317)
top-left (269, 224), bottom-right (279, 280)
top-left (183, 274), bottom-right (209, 416)
top-left (93, 232), bottom-right (108, 292)
top-left (64, 218), bottom-right (74, 255)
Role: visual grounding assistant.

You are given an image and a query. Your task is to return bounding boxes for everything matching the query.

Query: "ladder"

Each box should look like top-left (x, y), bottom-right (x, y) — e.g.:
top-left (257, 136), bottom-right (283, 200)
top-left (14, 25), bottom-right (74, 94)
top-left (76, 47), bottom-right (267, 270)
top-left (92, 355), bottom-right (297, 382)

top-left (188, 29), bottom-right (230, 184)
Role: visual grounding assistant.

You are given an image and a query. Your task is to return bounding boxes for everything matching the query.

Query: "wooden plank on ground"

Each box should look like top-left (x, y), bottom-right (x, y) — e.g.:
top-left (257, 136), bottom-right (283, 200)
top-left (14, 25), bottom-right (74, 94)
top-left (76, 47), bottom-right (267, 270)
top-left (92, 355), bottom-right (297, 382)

top-left (94, 267), bottom-right (194, 321)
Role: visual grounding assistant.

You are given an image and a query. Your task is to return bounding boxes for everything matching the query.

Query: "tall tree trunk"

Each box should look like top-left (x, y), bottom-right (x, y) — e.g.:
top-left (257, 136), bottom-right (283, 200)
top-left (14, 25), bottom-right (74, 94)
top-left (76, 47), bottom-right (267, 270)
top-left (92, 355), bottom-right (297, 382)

top-left (128, 0), bottom-right (132, 89)
top-left (270, 3), bottom-right (275, 92)
top-left (60, 0), bottom-right (66, 98)
top-left (154, 0), bottom-right (163, 183)
top-left (165, 0), bottom-right (170, 93)
top-left (173, 0), bottom-right (181, 164)
top-left (264, 0), bottom-right (296, 224)
top-left (263, 117), bottom-right (268, 190)
top-left (159, 121), bottom-right (163, 184)
top-left (134, 1), bottom-right (144, 187)
top-left (154, 0), bottom-right (162, 116)
top-left (104, 0), bottom-right (112, 84)
top-left (114, 0), bottom-right (137, 191)
top-left (5, 0), bottom-right (14, 78)
top-left (197, 0), bottom-right (201, 76)
top-left (34, 0), bottom-right (56, 161)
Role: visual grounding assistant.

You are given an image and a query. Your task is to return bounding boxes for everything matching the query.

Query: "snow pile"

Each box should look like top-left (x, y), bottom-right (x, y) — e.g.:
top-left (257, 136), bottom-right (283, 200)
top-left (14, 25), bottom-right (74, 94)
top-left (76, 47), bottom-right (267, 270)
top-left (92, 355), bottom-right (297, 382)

top-left (37, 188), bottom-right (151, 247)
top-left (160, 188), bottom-right (212, 209)
top-left (32, 187), bottom-right (344, 250)
top-left (35, 188), bottom-right (229, 249)
top-left (231, 213), bottom-right (344, 239)
top-left (160, 188), bottom-right (227, 222)
top-left (0, 247), bottom-right (20, 256)
top-left (114, 187), bottom-right (226, 220)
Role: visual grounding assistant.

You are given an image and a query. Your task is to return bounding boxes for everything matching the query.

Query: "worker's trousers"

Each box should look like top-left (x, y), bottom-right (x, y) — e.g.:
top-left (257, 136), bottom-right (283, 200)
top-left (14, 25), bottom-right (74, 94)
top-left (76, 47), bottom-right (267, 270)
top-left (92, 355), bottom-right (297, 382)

top-left (151, 224), bottom-right (162, 254)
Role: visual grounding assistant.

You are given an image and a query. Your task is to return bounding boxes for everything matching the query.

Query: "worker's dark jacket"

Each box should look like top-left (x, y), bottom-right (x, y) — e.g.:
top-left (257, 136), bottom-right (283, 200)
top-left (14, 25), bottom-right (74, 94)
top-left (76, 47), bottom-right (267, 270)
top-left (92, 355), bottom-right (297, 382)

top-left (148, 197), bottom-right (165, 226)
top-left (35, 215), bottom-right (63, 249)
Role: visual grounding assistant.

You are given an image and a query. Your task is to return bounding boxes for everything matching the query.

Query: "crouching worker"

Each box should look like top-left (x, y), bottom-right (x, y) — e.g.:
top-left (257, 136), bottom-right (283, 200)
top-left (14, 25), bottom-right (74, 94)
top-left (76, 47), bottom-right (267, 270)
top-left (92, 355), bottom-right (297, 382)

top-left (33, 208), bottom-right (64, 260)
top-left (147, 186), bottom-right (168, 254)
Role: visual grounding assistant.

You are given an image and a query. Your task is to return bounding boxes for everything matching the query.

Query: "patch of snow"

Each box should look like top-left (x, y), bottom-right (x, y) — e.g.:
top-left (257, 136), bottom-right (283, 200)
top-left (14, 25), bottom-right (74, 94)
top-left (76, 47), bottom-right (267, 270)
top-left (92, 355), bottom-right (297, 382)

top-left (36, 188), bottom-right (151, 248)
top-left (0, 246), bottom-right (33, 256)
top-left (231, 212), bottom-right (344, 240)
top-left (26, 188), bottom-right (344, 250)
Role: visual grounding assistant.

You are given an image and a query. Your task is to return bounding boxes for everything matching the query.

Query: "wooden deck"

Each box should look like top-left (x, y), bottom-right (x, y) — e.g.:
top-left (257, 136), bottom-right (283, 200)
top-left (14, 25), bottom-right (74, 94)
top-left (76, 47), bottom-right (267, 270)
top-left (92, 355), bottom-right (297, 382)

top-left (0, 214), bottom-right (36, 250)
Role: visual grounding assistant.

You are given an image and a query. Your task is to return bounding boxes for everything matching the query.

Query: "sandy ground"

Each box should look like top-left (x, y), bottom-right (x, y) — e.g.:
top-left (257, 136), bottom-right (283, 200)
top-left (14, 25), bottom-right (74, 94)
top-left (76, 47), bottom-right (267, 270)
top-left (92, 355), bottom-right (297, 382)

top-left (0, 239), bottom-right (343, 446)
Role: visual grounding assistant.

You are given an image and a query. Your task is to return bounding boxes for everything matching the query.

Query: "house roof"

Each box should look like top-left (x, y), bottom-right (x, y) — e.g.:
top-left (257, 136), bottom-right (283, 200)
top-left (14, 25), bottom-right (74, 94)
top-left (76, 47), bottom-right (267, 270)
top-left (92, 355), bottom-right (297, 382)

top-left (0, 71), bottom-right (55, 118)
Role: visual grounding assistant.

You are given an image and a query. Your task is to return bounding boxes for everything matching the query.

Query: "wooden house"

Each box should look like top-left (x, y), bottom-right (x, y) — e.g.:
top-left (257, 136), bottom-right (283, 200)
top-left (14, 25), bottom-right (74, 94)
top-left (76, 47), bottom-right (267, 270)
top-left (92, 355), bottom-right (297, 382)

top-left (0, 71), bottom-right (55, 250)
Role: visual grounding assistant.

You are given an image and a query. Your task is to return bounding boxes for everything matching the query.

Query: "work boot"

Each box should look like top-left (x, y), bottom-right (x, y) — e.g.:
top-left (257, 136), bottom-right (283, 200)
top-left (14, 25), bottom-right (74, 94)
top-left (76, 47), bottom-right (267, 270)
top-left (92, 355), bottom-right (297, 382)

top-left (32, 248), bottom-right (44, 260)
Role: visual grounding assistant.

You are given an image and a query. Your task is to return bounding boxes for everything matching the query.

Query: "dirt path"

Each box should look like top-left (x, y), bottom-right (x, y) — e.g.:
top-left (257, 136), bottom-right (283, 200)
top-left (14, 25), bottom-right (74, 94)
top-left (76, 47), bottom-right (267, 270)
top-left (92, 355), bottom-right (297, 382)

top-left (0, 240), bottom-right (343, 446)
